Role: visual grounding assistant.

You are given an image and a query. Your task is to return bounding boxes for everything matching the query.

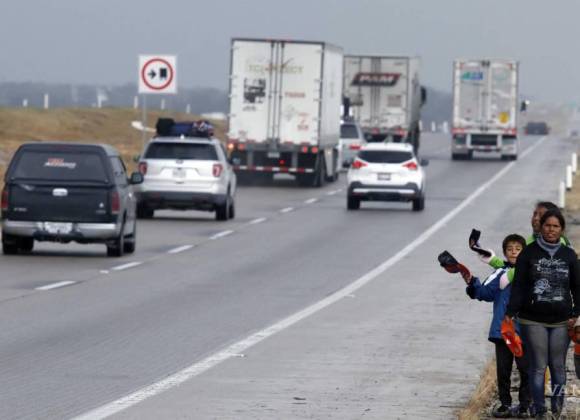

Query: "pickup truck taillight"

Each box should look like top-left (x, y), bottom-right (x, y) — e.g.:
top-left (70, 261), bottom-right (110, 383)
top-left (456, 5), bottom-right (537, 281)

top-left (1, 189), bottom-right (8, 211)
top-left (111, 191), bottom-right (120, 214)
top-left (138, 162), bottom-right (148, 175)
top-left (213, 163), bottom-right (223, 178)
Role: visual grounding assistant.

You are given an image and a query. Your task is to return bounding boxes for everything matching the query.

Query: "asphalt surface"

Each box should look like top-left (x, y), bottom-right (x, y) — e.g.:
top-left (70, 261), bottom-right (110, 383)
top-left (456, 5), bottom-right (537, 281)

top-left (0, 133), bottom-right (575, 419)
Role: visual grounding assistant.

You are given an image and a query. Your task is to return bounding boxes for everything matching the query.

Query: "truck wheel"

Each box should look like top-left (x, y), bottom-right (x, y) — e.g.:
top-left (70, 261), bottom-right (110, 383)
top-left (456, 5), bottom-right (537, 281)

top-left (347, 195), bottom-right (360, 210)
top-left (19, 238), bottom-right (34, 253)
top-left (107, 222), bottom-right (125, 257)
top-left (2, 234), bottom-right (19, 255)
top-left (137, 204), bottom-right (154, 219)
top-left (228, 198), bottom-right (236, 220)
top-left (123, 222), bottom-right (136, 254)
top-left (412, 195), bottom-right (425, 211)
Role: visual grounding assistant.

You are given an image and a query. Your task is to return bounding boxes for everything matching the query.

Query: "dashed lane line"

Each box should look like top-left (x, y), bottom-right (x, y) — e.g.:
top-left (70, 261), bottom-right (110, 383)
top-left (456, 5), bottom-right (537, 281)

top-left (248, 217), bottom-right (267, 225)
top-left (111, 262), bottom-right (143, 271)
top-left (304, 198), bottom-right (318, 204)
top-left (35, 281), bottom-right (77, 291)
top-left (209, 230), bottom-right (234, 240)
top-left (167, 245), bottom-right (194, 255)
top-left (279, 207), bottom-right (294, 213)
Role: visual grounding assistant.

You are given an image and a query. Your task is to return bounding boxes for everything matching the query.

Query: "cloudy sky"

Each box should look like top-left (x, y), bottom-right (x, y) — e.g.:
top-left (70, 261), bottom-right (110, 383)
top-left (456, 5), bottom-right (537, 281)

top-left (1, 0), bottom-right (578, 102)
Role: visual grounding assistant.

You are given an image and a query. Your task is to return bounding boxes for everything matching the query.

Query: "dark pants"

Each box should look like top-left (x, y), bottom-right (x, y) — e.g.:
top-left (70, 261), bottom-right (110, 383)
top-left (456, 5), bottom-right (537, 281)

top-left (520, 323), bottom-right (570, 414)
top-left (495, 340), bottom-right (531, 407)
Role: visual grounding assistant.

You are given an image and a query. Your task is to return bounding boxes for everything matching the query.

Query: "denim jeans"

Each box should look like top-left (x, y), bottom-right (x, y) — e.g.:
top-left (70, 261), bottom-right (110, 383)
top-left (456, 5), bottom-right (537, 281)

top-left (520, 323), bottom-right (570, 414)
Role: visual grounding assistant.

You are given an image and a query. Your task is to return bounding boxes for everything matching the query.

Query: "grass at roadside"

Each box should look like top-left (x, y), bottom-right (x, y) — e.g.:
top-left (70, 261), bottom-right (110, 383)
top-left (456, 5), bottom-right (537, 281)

top-left (0, 107), bottom-right (226, 177)
top-left (456, 360), bottom-right (497, 419)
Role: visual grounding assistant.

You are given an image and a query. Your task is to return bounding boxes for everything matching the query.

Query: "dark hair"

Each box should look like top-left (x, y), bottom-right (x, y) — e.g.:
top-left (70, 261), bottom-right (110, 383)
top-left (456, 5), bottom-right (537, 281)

top-left (540, 209), bottom-right (566, 230)
top-left (502, 234), bottom-right (526, 253)
top-left (536, 201), bottom-right (559, 212)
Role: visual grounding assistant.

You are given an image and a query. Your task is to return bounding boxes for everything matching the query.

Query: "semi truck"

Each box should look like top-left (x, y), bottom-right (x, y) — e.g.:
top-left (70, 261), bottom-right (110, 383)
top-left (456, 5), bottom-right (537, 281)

top-left (342, 55), bottom-right (426, 152)
top-left (451, 59), bottom-right (519, 160)
top-left (227, 38), bottom-right (343, 187)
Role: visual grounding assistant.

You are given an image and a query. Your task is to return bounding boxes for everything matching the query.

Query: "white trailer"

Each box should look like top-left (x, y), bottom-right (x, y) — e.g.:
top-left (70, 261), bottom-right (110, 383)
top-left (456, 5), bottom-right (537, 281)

top-left (451, 59), bottom-right (519, 160)
top-left (343, 55), bottom-right (426, 152)
top-left (227, 38), bottom-right (343, 187)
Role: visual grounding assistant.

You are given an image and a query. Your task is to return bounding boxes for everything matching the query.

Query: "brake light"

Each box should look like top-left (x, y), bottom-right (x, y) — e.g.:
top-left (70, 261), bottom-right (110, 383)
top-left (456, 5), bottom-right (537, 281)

top-left (311, 146), bottom-right (319, 154)
top-left (111, 190), bottom-right (120, 214)
top-left (138, 162), bottom-right (148, 175)
top-left (213, 163), bottom-right (223, 178)
top-left (349, 143), bottom-right (361, 150)
top-left (227, 142), bottom-right (236, 151)
top-left (1, 189), bottom-right (8, 211)
top-left (403, 161), bottom-right (418, 171)
top-left (351, 159), bottom-right (367, 169)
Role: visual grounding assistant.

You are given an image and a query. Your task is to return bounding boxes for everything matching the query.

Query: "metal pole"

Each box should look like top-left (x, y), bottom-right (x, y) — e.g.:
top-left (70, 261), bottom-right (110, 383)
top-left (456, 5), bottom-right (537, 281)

top-left (141, 94), bottom-right (148, 148)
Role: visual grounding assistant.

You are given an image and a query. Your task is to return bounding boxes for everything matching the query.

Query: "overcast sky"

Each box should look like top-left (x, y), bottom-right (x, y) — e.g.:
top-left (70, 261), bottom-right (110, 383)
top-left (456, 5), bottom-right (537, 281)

top-left (1, 0), bottom-right (578, 102)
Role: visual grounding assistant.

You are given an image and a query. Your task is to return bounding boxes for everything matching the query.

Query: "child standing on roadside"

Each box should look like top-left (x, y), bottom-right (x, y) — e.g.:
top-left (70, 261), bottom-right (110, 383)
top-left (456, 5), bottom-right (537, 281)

top-left (463, 234), bottom-right (531, 418)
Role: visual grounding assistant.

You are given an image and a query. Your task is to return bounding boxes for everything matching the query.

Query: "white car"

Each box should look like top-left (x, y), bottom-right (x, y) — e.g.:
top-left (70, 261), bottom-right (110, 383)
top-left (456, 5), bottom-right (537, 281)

top-left (346, 143), bottom-right (427, 211)
top-left (134, 119), bottom-right (237, 221)
top-left (338, 121), bottom-right (366, 169)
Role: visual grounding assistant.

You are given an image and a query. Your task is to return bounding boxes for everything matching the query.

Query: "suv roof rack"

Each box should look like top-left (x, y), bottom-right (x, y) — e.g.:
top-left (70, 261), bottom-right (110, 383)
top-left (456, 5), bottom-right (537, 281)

top-left (155, 118), bottom-right (214, 138)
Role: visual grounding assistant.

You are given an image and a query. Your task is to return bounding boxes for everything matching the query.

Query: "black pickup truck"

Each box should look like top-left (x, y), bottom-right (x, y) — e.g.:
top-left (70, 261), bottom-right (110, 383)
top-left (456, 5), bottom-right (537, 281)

top-left (1, 143), bottom-right (143, 256)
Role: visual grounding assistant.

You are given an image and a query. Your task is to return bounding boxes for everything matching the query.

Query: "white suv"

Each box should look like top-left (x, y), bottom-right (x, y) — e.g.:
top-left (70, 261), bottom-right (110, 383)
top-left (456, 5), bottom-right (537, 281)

top-left (134, 119), bottom-right (237, 221)
top-left (346, 143), bottom-right (427, 211)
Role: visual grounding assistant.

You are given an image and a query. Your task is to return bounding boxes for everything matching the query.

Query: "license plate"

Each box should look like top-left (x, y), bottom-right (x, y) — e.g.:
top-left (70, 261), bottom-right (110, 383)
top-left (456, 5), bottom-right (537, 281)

top-left (267, 151), bottom-right (280, 158)
top-left (173, 168), bottom-right (186, 178)
top-left (378, 173), bottom-right (391, 181)
top-left (44, 222), bottom-right (73, 235)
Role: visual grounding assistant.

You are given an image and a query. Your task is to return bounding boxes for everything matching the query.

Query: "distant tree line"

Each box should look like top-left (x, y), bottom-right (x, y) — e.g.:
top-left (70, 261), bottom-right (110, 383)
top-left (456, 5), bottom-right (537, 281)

top-left (0, 82), bottom-right (452, 124)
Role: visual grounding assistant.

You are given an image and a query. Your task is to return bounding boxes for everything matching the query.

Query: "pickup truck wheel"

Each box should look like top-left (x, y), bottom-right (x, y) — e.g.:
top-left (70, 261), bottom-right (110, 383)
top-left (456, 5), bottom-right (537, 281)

top-left (2, 235), bottom-right (19, 255)
top-left (216, 196), bottom-right (230, 221)
top-left (19, 238), bottom-right (34, 253)
top-left (137, 204), bottom-right (154, 219)
top-left (107, 223), bottom-right (125, 257)
top-left (123, 223), bottom-right (136, 254)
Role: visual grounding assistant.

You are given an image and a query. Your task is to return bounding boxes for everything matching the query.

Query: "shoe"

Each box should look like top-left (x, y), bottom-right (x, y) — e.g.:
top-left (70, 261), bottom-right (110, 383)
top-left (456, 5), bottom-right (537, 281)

top-left (534, 412), bottom-right (549, 420)
top-left (492, 404), bottom-right (512, 418)
top-left (515, 405), bottom-right (531, 418)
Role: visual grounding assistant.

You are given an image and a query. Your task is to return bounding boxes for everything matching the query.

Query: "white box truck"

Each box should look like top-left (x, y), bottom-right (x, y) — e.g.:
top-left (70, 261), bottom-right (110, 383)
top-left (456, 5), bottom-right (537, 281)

top-left (343, 55), bottom-right (426, 152)
top-left (451, 59), bottom-right (519, 160)
top-left (227, 38), bottom-right (343, 187)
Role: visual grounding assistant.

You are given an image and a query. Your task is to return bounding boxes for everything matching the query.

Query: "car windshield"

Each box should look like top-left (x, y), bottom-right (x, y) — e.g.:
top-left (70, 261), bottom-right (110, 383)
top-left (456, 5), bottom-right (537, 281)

top-left (358, 150), bottom-right (413, 163)
top-left (145, 142), bottom-right (218, 160)
top-left (340, 124), bottom-right (359, 139)
top-left (11, 150), bottom-right (108, 182)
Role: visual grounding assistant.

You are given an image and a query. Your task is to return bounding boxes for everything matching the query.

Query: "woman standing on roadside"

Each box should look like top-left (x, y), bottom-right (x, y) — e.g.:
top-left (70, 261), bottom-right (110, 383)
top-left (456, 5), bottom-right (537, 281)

top-left (505, 210), bottom-right (580, 419)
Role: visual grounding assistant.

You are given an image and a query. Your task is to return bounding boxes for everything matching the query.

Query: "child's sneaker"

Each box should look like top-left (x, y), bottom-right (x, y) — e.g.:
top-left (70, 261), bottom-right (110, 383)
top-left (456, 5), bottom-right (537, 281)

top-left (492, 404), bottom-right (512, 418)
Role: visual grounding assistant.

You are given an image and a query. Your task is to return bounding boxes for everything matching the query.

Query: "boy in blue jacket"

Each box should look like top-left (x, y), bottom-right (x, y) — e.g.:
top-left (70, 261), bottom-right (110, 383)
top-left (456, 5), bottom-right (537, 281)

top-left (463, 234), bottom-right (531, 418)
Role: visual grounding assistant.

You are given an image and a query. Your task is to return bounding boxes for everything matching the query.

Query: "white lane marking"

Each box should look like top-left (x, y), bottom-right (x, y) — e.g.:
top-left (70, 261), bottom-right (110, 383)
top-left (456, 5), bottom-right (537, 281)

top-left (326, 189), bottom-right (341, 196)
top-left (100, 270), bottom-right (109, 275)
top-left (279, 207), bottom-right (294, 213)
top-left (35, 281), bottom-right (76, 291)
top-left (167, 245), bottom-right (194, 255)
top-left (209, 230), bottom-right (234, 240)
top-left (248, 217), bottom-right (267, 225)
top-left (304, 198), bottom-right (318, 204)
top-left (111, 262), bottom-right (143, 271)
top-left (72, 137), bottom-right (546, 420)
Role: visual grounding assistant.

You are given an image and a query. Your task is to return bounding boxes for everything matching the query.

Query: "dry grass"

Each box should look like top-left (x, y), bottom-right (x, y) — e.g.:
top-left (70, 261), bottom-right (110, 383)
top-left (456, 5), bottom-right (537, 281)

top-left (457, 359), bottom-right (497, 419)
top-left (0, 107), bottom-right (226, 176)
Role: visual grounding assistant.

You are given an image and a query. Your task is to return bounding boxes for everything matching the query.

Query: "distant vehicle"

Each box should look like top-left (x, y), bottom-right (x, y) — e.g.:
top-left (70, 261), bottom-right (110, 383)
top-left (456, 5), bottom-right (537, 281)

top-left (135, 118), bottom-right (237, 221)
top-left (339, 120), bottom-right (365, 168)
top-left (524, 121), bottom-right (550, 135)
top-left (451, 59), bottom-right (519, 160)
top-left (343, 55), bottom-right (427, 153)
top-left (1, 143), bottom-right (142, 256)
top-left (227, 38), bottom-right (343, 187)
top-left (346, 142), bottom-right (427, 211)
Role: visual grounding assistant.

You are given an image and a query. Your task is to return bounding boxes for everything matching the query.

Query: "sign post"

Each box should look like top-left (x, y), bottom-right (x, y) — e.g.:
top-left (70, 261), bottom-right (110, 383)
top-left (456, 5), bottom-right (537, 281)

top-left (138, 55), bottom-right (177, 146)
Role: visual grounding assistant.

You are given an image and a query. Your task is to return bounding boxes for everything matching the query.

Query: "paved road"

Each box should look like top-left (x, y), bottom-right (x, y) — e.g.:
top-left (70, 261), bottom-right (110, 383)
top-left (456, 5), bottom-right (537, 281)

top-left (0, 133), bottom-right (574, 419)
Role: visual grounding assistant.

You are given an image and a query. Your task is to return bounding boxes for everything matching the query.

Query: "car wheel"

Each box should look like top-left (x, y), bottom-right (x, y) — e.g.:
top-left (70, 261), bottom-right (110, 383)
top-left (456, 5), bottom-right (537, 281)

top-left (19, 237), bottom-right (34, 253)
top-left (107, 221), bottom-right (125, 257)
top-left (216, 196), bottom-right (230, 221)
top-left (137, 204), bottom-right (154, 219)
top-left (228, 197), bottom-right (236, 220)
top-left (347, 195), bottom-right (360, 210)
top-left (2, 234), bottom-right (19, 255)
top-left (412, 195), bottom-right (425, 212)
top-left (123, 222), bottom-right (136, 254)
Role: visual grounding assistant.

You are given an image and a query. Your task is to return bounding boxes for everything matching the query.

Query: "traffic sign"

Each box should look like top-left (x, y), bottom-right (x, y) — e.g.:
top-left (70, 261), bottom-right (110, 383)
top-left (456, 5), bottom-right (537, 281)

top-left (138, 55), bottom-right (177, 94)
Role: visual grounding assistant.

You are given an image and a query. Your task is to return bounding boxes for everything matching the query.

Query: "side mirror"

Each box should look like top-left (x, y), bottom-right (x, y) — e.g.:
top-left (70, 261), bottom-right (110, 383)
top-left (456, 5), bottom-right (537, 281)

top-left (420, 158), bottom-right (429, 166)
top-left (132, 155), bottom-right (141, 163)
top-left (130, 172), bottom-right (144, 185)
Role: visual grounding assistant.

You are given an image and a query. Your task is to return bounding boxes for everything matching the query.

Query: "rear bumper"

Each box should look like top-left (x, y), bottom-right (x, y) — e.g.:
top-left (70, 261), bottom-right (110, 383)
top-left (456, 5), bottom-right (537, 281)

top-left (2, 220), bottom-right (120, 242)
top-left (348, 182), bottom-right (422, 201)
top-left (136, 191), bottom-right (227, 211)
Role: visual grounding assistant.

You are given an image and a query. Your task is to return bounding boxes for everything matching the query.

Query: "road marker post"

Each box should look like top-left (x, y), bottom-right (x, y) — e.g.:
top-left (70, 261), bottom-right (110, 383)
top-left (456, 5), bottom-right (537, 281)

top-left (559, 181), bottom-right (566, 209)
top-left (566, 165), bottom-right (573, 190)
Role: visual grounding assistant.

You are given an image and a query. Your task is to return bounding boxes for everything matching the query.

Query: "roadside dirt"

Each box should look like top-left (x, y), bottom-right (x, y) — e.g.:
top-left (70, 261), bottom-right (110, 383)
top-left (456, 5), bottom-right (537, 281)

top-left (0, 107), bottom-right (226, 177)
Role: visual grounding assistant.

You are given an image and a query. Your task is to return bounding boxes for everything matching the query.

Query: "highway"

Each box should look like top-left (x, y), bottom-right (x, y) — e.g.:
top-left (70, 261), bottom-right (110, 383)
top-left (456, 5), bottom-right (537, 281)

top-left (0, 132), bottom-right (575, 419)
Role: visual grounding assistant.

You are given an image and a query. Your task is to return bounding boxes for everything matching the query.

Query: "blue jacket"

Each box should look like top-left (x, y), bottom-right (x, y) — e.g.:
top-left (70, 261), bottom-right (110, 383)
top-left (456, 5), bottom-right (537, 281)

top-left (466, 266), bottom-right (520, 342)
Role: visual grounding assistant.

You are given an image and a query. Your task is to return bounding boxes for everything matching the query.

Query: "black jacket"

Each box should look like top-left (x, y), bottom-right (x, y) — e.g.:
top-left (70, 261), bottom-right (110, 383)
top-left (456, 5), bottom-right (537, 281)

top-left (506, 241), bottom-right (580, 323)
